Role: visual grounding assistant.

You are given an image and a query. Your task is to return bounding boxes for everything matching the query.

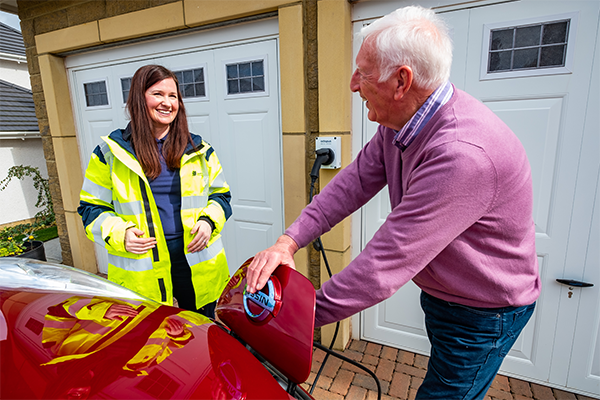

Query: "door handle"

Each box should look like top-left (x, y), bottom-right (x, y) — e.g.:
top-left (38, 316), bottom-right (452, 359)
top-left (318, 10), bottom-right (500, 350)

top-left (556, 279), bottom-right (594, 288)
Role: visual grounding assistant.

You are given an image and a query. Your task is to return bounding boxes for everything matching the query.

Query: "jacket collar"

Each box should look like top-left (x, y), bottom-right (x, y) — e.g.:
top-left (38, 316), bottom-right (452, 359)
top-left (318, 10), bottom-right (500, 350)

top-left (108, 123), bottom-right (137, 158)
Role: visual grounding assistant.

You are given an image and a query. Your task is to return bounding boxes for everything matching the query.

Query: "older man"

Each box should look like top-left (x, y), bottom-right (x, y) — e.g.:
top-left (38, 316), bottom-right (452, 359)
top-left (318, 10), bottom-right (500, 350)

top-left (247, 6), bottom-right (540, 399)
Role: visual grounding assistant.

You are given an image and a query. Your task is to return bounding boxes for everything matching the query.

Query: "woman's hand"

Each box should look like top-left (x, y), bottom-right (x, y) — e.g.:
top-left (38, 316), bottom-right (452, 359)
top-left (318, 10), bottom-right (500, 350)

top-left (104, 304), bottom-right (139, 321)
top-left (187, 220), bottom-right (212, 253)
top-left (164, 317), bottom-right (185, 337)
top-left (124, 227), bottom-right (157, 254)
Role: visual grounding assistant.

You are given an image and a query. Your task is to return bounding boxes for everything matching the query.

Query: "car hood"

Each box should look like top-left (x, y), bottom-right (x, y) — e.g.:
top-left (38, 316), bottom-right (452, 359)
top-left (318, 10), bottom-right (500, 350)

top-left (0, 258), bottom-right (315, 399)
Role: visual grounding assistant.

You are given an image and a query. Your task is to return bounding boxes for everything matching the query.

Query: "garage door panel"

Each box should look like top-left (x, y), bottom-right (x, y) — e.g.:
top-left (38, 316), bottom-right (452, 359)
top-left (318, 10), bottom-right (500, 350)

top-left (187, 115), bottom-right (214, 144)
top-left (483, 97), bottom-right (563, 235)
top-left (232, 205), bottom-right (275, 222)
top-left (231, 221), bottom-right (275, 267)
top-left (227, 112), bottom-right (271, 203)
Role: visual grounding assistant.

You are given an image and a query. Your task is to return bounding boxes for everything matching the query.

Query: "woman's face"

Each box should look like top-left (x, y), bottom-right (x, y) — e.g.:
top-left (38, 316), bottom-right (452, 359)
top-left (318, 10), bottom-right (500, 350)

top-left (144, 78), bottom-right (179, 137)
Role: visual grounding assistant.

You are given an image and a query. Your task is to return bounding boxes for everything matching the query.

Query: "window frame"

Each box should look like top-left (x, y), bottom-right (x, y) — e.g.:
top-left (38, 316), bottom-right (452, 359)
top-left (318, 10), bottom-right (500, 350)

top-left (222, 55), bottom-right (269, 99)
top-left (480, 12), bottom-right (578, 81)
top-left (172, 63), bottom-right (210, 102)
top-left (119, 76), bottom-right (132, 106)
top-left (82, 77), bottom-right (111, 109)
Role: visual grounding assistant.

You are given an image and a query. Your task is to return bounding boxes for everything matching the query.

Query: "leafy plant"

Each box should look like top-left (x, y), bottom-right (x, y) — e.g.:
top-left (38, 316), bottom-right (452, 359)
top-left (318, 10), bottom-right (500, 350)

top-left (0, 165), bottom-right (55, 257)
top-left (0, 231), bottom-right (37, 257)
top-left (0, 165), bottom-right (55, 227)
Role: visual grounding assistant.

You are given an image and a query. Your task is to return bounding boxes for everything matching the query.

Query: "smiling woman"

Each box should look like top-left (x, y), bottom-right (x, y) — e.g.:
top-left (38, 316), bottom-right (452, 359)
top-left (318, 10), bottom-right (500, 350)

top-left (77, 64), bottom-right (232, 319)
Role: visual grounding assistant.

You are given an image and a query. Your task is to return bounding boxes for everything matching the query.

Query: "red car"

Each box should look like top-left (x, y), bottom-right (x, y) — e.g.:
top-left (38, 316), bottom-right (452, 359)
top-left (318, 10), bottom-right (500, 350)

top-left (0, 258), bottom-right (316, 399)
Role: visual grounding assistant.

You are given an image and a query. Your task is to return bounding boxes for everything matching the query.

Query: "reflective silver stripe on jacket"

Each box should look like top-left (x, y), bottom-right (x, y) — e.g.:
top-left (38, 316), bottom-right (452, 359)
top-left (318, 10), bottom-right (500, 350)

top-left (82, 178), bottom-right (113, 204)
top-left (114, 199), bottom-right (143, 216)
top-left (181, 195), bottom-right (208, 211)
top-left (108, 253), bottom-right (154, 271)
top-left (185, 237), bottom-right (224, 266)
top-left (91, 213), bottom-right (111, 244)
top-left (210, 172), bottom-right (226, 190)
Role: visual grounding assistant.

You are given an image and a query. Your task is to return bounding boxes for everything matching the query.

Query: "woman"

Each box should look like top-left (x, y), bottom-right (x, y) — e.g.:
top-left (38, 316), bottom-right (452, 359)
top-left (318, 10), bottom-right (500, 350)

top-left (78, 65), bottom-right (231, 317)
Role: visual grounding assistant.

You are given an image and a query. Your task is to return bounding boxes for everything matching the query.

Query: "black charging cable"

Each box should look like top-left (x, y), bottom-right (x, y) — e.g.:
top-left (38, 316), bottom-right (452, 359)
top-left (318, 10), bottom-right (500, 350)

top-left (308, 148), bottom-right (382, 400)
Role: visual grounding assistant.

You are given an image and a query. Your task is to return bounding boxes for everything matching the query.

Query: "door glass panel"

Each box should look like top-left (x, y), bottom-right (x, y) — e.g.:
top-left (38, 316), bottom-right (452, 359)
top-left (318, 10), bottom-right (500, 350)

top-left (487, 19), bottom-right (570, 73)
top-left (491, 29), bottom-right (514, 50)
top-left (515, 25), bottom-right (541, 47)
top-left (225, 60), bottom-right (265, 95)
top-left (84, 80), bottom-right (109, 107)
top-left (540, 45), bottom-right (566, 67)
top-left (513, 48), bottom-right (540, 69)
top-left (543, 21), bottom-right (569, 44)
top-left (173, 68), bottom-right (206, 98)
top-left (489, 50), bottom-right (513, 71)
top-left (120, 77), bottom-right (131, 103)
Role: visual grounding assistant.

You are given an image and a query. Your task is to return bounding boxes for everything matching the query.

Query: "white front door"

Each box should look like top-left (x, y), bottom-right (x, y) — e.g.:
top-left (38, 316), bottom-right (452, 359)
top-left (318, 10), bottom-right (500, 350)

top-left (355, 0), bottom-right (599, 395)
top-left (68, 23), bottom-right (283, 278)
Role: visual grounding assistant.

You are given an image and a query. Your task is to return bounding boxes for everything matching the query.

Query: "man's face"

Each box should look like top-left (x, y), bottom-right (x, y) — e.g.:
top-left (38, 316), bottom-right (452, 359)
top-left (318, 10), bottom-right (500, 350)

top-left (350, 42), bottom-right (396, 127)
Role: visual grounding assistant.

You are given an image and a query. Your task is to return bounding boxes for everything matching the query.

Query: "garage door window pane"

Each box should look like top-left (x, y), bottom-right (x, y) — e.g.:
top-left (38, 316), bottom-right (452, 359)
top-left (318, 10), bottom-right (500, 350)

top-left (488, 19), bottom-right (570, 73)
top-left (239, 63), bottom-right (251, 77)
top-left (174, 68), bottom-right (205, 98)
top-left (226, 60), bottom-right (265, 95)
top-left (515, 25), bottom-right (541, 48)
top-left (540, 45), bottom-right (566, 67)
top-left (253, 76), bottom-right (265, 91)
top-left (542, 21), bottom-right (569, 45)
top-left (227, 65), bottom-right (238, 79)
top-left (513, 48), bottom-right (539, 69)
top-left (84, 81), bottom-right (108, 107)
top-left (491, 29), bottom-right (514, 50)
top-left (489, 51), bottom-right (512, 72)
top-left (121, 77), bottom-right (131, 103)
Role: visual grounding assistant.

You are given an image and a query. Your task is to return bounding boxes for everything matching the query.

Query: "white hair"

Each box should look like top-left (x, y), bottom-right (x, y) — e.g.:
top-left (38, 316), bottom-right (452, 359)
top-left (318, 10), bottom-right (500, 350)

top-left (359, 6), bottom-right (453, 91)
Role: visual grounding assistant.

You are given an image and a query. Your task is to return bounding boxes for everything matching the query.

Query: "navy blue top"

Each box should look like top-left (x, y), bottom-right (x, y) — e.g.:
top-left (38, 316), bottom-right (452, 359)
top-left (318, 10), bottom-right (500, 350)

top-left (148, 135), bottom-right (184, 240)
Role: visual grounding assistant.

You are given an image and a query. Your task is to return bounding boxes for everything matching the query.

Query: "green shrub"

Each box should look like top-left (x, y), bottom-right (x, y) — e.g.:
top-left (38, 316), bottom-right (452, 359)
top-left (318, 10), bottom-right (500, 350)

top-left (0, 165), bottom-right (56, 256)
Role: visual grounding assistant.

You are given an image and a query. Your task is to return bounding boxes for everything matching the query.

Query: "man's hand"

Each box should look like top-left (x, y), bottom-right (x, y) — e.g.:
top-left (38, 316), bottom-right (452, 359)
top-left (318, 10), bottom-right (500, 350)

top-left (246, 235), bottom-right (299, 293)
top-left (124, 227), bottom-right (156, 254)
top-left (188, 219), bottom-right (212, 253)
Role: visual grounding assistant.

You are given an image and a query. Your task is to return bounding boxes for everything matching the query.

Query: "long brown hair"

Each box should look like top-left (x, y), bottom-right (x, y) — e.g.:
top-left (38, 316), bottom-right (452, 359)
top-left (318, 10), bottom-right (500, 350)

top-left (126, 65), bottom-right (192, 180)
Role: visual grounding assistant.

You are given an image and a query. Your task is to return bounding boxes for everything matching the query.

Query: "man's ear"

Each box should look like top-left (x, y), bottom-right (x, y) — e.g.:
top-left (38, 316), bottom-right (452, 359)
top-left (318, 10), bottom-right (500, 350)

top-left (393, 65), bottom-right (413, 101)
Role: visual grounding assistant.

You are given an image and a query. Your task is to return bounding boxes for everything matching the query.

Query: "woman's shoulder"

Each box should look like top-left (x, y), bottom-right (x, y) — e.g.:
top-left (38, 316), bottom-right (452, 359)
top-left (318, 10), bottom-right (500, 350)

top-left (188, 132), bottom-right (212, 152)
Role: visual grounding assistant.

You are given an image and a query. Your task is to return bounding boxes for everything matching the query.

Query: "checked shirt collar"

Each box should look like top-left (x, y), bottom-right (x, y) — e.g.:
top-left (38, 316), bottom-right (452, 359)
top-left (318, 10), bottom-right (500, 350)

top-left (393, 81), bottom-right (454, 151)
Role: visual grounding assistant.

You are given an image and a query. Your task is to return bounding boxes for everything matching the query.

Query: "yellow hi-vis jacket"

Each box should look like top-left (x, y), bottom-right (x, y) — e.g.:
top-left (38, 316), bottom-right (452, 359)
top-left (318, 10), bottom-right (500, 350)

top-left (78, 127), bottom-right (231, 309)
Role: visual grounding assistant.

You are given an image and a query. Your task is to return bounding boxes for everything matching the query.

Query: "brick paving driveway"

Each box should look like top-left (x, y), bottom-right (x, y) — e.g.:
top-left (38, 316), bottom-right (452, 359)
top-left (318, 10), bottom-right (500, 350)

top-left (301, 339), bottom-right (597, 400)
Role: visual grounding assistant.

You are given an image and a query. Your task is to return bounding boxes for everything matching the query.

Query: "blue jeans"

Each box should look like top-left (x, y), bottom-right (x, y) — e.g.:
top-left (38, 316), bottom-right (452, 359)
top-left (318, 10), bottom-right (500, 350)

top-left (416, 291), bottom-right (535, 400)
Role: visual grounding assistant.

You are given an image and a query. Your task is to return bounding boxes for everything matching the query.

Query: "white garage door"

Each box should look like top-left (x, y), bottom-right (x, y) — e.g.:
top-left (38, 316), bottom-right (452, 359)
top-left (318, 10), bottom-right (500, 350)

top-left (352, 0), bottom-right (599, 396)
top-left (67, 19), bottom-right (284, 277)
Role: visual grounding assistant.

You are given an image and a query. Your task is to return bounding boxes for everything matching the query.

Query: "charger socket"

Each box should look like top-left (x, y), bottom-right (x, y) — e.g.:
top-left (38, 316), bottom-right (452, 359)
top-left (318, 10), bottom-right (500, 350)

top-left (315, 136), bottom-right (341, 169)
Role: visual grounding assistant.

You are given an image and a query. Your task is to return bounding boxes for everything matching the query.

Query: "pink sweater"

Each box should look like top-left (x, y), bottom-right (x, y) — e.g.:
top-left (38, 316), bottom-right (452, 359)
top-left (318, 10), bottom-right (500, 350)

top-left (285, 88), bottom-right (541, 328)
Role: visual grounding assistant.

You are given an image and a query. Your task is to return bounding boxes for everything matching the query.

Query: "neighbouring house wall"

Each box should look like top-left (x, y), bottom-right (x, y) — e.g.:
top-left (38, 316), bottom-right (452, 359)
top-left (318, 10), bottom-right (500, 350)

top-left (0, 58), bottom-right (30, 89)
top-left (0, 56), bottom-right (45, 228)
top-left (0, 139), bottom-right (47, 226)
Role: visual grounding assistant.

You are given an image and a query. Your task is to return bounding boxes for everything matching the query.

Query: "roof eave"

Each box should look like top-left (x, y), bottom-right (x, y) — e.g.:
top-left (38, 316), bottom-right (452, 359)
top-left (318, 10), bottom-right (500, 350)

top-left (0, 131), bottom-right (41, 140)
top-left (0, 52), bottom-right (27, 63)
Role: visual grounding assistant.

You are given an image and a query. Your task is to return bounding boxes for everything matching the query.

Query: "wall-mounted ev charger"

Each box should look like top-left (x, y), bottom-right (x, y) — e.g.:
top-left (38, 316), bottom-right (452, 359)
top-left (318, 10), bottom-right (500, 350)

top-left (315, 136), bottom-right (341, 169)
